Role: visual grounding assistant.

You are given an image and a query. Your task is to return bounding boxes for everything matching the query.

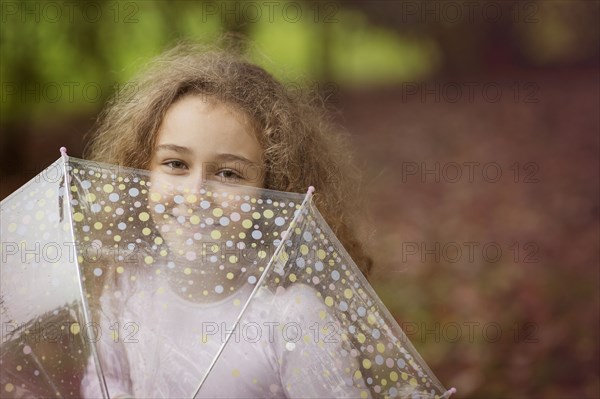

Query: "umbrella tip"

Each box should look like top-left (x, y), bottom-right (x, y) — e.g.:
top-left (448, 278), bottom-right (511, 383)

top-left (60, 147), bottom-right (67, 156)
top-left (307, 186), bottom-right (315, 195)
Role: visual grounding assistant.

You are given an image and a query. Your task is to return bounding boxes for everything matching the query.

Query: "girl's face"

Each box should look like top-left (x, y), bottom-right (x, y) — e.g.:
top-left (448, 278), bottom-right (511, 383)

top-left (147, 95), bottom-right (265, 277)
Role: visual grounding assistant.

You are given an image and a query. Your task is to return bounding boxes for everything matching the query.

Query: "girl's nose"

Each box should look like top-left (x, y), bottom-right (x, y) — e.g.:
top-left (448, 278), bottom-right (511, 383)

top-left (180, 168), bottom-right (205, 194)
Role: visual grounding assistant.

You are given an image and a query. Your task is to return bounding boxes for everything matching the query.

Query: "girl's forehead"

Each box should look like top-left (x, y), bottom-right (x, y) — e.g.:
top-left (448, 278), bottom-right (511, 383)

top-left (153, 95), bottom-right (262, 159)
top-left (157, 94), bottom-right (263, 147)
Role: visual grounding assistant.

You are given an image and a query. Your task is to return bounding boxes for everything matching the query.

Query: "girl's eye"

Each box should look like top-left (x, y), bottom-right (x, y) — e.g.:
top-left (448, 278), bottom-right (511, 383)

top-left (216, 169), bottom-right (242, 180)
top-left (163, 160), bottom-right (188, 170)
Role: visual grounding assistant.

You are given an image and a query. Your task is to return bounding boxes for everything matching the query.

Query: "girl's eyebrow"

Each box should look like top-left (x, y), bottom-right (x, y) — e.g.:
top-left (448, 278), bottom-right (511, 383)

top-left (155, 144), bottom-right (191, 154)
top-left (156, 145), bottom-right (260, 166)
top-left (215, 153), bottom-right (260, 166)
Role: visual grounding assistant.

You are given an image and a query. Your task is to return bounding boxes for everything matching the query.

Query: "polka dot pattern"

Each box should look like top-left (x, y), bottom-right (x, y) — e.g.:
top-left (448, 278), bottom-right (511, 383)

top-left (0, 159), bottom-right (94, 397)
top-left (0, 158), bottom-right (449, 398)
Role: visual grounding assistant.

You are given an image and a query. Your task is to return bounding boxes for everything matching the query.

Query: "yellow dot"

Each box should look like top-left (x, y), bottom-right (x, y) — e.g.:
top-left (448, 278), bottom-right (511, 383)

top-left (211, 230), bottom-right (221, 239)
top-left (300, 245), bottom-right (309, 255)
top-left (35, 210), bottom-right (44, 220)
top-left (324, 296), bottom-right (334, 307)
top-left (118, 184), bottom-right (125, 190)
top-left (116, 267), bottom-right (124, 274)
top-left (184, 268), bottom-right (192, 275)
top-left (362, 359), bottom-right (372, 369)
top-left (409, 377), bottom-right (418, 387)
top-left (150, 192), bottom-right (161, 201)
top-left (190, 215), bottom-right (200, 225)
top-left (401, 372), bottom-right (408, 381)
top-left (368, 314), bottom-right (376, 324)
top-left (70, 323), bottom-right (80, 335)
top-left (318, 310), bottom-right (326, 320)
top-left (5, 383), bottom-right (14, 393)
top-left (186, 194), bottom-right (197, 203)
top-left (390, 371), bottom-right (398, 382)
top-left (257, 250), bottom-right (267, 259)
top-left (103, 184), bottom-right (114, 193)
top-left (360, 391), bottom-right (368, 399)
top-left (104, 206), bottom-right (112, 213)
top-left (226, 272), bottom-right (234, 280)
top-left (252, 211), bottom-right (261, 220)
top-left (144, 256), bottom-right (154, 265)
top-left (289, 274), bottom-right (297, 282)
top-left (73, 213), bottom-right (84, 222)
top-left (138, 212), bottom-right (149, 222)
top-left (242, 219), bottom-right (253, 229)
top-left (142, 227), bottom-right (151, 236)
top-left (154, 237), bottom-right (163, 245)
top-left (94, 222), bottom-right (103, 230)
top-left (233, 298), bottom-right (241, 306)
top-left (354, 370), bottom-right (362, 379)
top-left (344, 289), bottom-right (353, 299)
top-left (377, 343), bottom-right (385, 353)
top-left (212, 208), bottom-right (223, 217)
top-left (232, 368), bottom-right (240, 377)
top-left (86, 193), bottom-right (96, 202)
top-left (357, 333), bottom-right (366, 343)
top-left (279, 250), bottom-right (289, 262)
top-left (263, 209), bottom-right (274, 218)
top-left (317, 249), bottom-right (326, 260)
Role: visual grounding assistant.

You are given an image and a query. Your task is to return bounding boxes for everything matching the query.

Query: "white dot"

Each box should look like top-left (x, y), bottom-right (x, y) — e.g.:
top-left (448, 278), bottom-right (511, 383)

top-left (251, 230), bottom-right (262, 240)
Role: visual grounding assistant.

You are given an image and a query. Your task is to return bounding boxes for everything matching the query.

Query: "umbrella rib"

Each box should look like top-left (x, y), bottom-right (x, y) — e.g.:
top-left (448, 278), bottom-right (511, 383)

top-left (27, 348), bottom-right (65, 398)
top-left (59, 150), bottom-right (111, 399)
top-left (192, 186), bottom-right (315, 398)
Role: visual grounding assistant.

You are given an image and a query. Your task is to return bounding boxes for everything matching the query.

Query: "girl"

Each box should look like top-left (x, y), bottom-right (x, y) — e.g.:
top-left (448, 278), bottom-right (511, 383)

top-left (78, 41), bottom-right (377, 398)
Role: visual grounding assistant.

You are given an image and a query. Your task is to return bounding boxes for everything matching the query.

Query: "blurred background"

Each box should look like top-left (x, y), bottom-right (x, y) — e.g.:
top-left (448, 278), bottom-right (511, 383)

top-left (1, 0), bottom-right (598, 397)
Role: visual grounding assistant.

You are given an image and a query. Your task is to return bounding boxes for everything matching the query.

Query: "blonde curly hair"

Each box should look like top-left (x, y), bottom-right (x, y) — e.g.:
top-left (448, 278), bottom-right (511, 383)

top-left (84, 40), bottom-right (373, 277)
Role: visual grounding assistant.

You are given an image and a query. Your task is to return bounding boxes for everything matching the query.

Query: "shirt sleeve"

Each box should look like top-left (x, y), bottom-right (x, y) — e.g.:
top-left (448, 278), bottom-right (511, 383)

top-left (271, 284), bottom-right (372, 399)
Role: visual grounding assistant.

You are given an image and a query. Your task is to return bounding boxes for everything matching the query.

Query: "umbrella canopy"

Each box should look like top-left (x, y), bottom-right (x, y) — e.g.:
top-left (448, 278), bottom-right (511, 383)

top-left (1, 152), bottom-right (455, 398)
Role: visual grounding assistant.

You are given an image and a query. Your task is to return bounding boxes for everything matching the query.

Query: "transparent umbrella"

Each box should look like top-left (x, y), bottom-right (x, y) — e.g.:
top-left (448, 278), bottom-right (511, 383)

top-left (1, 149), bottom-right (456, 398)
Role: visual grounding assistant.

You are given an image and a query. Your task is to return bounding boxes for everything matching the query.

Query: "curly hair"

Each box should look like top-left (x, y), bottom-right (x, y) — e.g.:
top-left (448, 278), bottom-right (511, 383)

top-left (84, 40), bottom-right (373, 277)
